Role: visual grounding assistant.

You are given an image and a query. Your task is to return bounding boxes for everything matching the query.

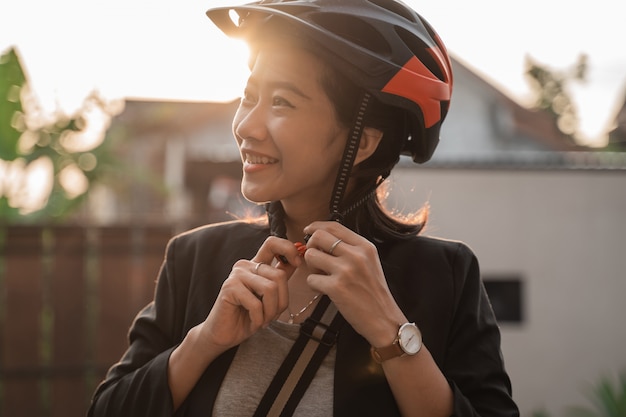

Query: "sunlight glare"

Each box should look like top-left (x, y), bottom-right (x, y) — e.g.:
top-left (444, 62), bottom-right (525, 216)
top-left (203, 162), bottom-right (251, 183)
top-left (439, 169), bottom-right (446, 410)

top-left (59, 104), bottom-right (110, 153)
top-left (194, 38), bottom-right (250, 102)
top-left (0, 157), bottom-right (54, 214)
top-left (59, 163), bottom-right (89, 199)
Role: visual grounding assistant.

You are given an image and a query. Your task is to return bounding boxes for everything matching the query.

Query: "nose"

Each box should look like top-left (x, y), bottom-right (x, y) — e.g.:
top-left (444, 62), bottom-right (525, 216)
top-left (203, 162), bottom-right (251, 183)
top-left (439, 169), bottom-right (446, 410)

top-left (233, 101), bottom-right (268, 143)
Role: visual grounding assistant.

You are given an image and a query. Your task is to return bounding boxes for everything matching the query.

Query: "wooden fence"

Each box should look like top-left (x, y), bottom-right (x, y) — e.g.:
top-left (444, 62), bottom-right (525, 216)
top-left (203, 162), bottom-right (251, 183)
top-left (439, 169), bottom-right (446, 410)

top-left (0, 225), bottom-right (175, 417)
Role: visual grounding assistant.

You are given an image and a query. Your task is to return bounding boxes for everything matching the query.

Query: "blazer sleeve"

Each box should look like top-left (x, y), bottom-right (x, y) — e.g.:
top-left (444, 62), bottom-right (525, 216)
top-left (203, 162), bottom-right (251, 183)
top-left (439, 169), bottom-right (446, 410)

top-left (445, 243), bottom-right (519, 417)
top-left (87, 236), bottom-right (185, 417)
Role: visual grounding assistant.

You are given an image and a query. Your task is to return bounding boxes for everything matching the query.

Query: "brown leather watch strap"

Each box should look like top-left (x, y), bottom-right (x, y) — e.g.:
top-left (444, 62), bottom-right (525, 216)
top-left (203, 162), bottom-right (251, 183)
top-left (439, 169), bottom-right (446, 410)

top-left (370, 338), bottom-right (403, 363)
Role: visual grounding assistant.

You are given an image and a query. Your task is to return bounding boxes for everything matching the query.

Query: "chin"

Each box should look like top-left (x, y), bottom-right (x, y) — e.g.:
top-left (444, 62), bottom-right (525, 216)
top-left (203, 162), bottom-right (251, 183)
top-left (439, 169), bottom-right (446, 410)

top-left (241, 188), bottom-right (273, 205)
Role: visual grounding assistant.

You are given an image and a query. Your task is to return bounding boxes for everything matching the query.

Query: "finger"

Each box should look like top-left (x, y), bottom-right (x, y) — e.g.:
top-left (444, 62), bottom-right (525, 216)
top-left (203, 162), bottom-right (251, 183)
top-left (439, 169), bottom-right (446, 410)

top-left (220, 274), bottom-right (267, 329)
top-left (245, 260), bottom-right (289, 321)
top-left (327, 237), bottom-right (344, 256)
top-left (240, 289), bottom-right (267, 328)
top-left (232, 276), bottom-right (277, 328)
top-left (253, 236), bottom-right (302, 269)
top-left (303, 221), bottom-right (362, 248)
top-left (253, 261), bottom-right (263, 275)
top-left (305, 270), bottom-right (335, 295)
top-left (302, 242), bottom-right (346, 277)
top-left (304, 228), bottom-right (351, 258)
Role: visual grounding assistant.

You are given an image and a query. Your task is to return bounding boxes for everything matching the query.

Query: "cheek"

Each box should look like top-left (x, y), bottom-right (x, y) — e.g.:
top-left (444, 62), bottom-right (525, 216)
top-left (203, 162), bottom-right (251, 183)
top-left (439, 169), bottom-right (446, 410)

top-left (323, 126), bottom-right (349, 160)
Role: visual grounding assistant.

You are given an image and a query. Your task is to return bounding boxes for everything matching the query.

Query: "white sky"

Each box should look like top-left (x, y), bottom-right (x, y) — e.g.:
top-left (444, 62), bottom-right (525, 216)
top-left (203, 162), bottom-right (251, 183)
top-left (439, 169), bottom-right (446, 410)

top-left (1, 0), bottom-right (625, 147)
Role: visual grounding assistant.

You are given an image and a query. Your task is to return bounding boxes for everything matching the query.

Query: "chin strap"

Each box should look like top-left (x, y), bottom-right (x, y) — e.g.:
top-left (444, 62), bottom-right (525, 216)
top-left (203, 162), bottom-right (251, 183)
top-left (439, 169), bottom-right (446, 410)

top-left (328, 91), bottom-right (371, 222)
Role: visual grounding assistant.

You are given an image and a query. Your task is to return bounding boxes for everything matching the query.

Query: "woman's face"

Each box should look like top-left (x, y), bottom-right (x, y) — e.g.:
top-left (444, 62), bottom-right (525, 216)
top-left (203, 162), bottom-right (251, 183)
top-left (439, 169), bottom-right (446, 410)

top-left (232, 43), bottom-right (349, 211)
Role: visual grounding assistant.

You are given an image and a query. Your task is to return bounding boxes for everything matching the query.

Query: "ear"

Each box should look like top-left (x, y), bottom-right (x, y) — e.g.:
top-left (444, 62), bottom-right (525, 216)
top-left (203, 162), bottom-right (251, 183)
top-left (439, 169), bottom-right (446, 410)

top-left (354, 127), bottom-right (383, 165)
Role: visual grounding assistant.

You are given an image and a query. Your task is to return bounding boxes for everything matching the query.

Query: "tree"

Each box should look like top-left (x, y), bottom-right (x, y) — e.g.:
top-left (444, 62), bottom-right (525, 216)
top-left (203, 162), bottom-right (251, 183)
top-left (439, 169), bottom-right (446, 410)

top-left (524, 53), bottom-right (588, 144)
top-left (0, 46), bottom-right (123, 222)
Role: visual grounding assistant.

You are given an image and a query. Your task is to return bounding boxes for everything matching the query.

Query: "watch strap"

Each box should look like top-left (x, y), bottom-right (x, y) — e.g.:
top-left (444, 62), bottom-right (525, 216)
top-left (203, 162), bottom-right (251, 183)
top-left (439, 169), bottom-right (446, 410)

top-left (370, 322), bottom-right (422, 363)
top-left (370, 339), bottom-right (403, 363)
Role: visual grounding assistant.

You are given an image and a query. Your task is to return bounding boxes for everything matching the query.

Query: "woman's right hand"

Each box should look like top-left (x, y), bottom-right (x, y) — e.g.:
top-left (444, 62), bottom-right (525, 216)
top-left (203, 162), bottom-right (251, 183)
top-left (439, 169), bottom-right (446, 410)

top-left (169, 236), bottom-right (301, 411)
top-left (197, 236), bottom-right (302, 353)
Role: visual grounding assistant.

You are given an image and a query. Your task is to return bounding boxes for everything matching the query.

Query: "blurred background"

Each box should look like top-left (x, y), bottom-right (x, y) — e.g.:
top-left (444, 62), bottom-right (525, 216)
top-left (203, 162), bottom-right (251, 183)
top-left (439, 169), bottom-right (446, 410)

top-left (1, 1), bottom-right (625, 416)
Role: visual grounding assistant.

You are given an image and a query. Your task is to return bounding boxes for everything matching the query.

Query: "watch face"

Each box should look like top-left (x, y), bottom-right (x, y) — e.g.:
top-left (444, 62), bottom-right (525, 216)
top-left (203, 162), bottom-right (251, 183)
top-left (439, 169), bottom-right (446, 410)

top-left (399, 323), bottom-right (422, 355)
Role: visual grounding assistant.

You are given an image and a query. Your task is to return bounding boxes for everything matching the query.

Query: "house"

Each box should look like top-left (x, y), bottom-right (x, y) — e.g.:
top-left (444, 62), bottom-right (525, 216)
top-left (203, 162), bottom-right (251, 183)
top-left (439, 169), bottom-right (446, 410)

top-left (89, 99), bottom-right (250, 227)
top-left (437, 57), bottom-right (581, 156)
top-left (90, 55), bottom-right (626, 416)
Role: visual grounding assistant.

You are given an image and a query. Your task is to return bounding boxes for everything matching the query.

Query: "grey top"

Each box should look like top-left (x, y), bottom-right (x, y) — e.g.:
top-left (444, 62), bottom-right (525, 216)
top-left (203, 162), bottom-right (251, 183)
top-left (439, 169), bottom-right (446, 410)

top-left (213, 320), bottom-right (336, 416)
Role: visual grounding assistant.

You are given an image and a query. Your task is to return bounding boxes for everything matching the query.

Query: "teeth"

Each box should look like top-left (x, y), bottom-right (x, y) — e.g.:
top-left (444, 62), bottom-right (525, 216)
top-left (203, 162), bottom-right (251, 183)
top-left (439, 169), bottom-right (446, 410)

top-left (246, 154), bottom-right (277, 164)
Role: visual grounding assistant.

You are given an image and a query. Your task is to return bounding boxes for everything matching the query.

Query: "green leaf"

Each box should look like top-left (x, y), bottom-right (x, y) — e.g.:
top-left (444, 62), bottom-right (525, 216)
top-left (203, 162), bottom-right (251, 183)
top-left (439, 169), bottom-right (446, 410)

top-left (0, 47), bottom-right (27, 161)
top-left (0, 197), bottom-right (22, 221)
top-left (566, 371), bottom-right (626, 417)
top-left (531, 409), bottom-right (553, 417)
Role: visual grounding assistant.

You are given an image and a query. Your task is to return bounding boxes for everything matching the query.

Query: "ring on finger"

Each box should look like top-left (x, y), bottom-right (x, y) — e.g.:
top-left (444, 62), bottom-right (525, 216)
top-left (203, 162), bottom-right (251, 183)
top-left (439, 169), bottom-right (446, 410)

top-left (328, 239), bottom-right (343, 255)
top-left (254, 261), bottom-right (264, 274)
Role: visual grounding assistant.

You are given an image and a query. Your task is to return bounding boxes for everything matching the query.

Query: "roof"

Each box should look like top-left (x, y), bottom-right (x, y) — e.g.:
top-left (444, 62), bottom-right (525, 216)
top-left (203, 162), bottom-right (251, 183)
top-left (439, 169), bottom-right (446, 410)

top-left (448, 54), bottom-right (582, 152)
top-left (112, 99), bottom-right (239, 137)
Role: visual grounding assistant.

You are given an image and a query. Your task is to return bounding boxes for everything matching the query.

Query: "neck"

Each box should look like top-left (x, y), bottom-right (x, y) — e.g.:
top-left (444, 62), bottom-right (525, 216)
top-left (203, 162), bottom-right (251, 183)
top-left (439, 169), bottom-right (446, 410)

top-left (281, 198), bottom-right (328, 243)
top-left (276, 180), bottom-right (366, 242)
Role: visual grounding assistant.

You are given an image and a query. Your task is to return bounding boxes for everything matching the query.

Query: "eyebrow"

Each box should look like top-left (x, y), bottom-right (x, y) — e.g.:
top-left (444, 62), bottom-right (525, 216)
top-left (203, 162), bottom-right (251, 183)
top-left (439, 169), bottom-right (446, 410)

top-left (270, 81), bottom-right (311, 100)
top-left (247, 77), bottom-right (312, 101)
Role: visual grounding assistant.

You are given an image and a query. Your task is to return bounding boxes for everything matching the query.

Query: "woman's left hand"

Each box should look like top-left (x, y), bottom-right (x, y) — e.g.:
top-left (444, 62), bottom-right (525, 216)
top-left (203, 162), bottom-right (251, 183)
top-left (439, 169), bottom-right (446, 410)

top-left (302, 221), bottom-right (407, 348)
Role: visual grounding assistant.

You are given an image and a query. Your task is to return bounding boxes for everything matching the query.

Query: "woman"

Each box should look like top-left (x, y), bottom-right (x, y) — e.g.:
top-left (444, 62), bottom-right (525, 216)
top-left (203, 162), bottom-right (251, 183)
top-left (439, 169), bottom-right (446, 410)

top-left (88, 0), bottom-right (519, 416)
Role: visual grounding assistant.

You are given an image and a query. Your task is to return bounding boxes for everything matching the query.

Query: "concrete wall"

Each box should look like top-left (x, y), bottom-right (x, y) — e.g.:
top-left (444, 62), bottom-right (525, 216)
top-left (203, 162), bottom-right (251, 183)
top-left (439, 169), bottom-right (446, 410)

top-left (390, 166), bottom-right (626, 416)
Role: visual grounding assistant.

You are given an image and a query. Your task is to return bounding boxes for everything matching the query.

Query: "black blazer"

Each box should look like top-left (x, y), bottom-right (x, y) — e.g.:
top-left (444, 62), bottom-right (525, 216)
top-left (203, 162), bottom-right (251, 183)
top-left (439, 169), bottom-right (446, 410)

top-left (88, 221), bottom-right (519, 416)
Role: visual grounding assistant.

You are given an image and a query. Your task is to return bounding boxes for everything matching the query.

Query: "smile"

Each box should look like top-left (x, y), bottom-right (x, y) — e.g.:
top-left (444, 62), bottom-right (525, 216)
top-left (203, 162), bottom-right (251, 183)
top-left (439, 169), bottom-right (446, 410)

top-left (244, 153), bottom-right (278, 165)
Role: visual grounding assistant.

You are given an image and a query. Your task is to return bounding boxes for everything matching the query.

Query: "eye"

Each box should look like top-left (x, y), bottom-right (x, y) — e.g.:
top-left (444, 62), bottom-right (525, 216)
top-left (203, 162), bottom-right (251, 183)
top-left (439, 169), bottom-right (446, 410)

top-left (272, 95), bottom-right (294, 108)
top-left (241, 88), bottom-right (257, 105)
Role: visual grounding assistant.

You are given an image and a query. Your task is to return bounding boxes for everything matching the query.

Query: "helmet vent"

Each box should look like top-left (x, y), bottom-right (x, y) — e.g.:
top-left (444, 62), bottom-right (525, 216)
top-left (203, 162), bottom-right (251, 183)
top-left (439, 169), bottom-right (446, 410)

top-left (366, 0), bottom-right (419, 24)
top-left (395, 26), bottom-right (444, 81)
top-left (309, 13), bottom-right (392, 56)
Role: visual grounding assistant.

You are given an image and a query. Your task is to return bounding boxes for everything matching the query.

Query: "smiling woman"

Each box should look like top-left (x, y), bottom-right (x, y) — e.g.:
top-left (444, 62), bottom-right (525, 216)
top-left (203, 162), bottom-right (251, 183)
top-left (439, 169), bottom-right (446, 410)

top-left (87, 1), bottom-right (518, 416)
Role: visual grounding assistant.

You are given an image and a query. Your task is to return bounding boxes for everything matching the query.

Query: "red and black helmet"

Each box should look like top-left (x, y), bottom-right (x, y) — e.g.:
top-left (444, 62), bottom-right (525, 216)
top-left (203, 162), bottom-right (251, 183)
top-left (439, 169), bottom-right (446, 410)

top-left (207, 0), bottom-right (453, 164)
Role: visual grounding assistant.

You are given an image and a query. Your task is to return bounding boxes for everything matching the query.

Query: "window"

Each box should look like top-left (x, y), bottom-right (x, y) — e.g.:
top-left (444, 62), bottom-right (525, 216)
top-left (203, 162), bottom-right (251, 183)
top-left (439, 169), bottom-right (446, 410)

top-left (483, 277), bottom-right (524, 324)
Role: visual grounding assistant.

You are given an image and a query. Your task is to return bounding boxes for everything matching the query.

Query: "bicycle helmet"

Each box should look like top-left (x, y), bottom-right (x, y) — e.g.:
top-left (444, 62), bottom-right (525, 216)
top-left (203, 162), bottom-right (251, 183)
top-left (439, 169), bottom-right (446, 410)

top-left (207, 0), bottom-right (453, 223)
top-left (207, 0), bottom-right (453, 164)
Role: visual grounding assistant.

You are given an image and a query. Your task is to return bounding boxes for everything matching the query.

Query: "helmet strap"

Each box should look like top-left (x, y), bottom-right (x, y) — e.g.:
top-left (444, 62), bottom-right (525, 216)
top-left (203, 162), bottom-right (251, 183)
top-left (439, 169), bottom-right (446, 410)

top-left (328, 91), bottom-right (371, 223)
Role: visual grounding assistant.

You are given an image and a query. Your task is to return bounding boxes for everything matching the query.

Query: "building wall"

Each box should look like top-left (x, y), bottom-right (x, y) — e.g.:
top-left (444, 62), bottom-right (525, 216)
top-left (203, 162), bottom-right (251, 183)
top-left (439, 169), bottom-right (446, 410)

top-left (390, 165), bottom-right (626, 416)
top-left (439, 61), bottom-right (497, 153)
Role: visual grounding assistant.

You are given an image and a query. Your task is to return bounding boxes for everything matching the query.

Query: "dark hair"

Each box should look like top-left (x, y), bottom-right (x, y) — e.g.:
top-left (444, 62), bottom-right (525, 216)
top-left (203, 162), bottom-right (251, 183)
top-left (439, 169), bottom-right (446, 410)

top-left (317, 60), bottom-right (428, 241)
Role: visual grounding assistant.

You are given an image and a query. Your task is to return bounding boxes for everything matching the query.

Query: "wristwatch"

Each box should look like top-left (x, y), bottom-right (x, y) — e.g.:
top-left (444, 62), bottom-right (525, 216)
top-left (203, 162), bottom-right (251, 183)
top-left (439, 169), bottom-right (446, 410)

top-left (370, 322), bottom-right (422, 363)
